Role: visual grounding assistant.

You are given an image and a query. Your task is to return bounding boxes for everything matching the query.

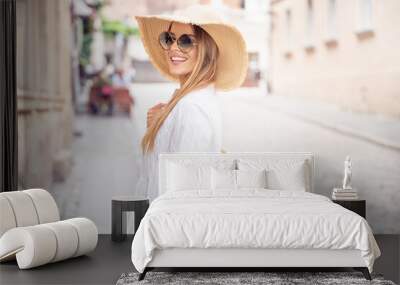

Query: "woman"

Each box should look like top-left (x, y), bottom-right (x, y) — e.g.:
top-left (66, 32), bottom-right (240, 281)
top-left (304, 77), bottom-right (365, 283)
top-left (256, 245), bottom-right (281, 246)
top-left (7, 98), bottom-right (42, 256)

top-left (135, 5), bottom-right (248, 201)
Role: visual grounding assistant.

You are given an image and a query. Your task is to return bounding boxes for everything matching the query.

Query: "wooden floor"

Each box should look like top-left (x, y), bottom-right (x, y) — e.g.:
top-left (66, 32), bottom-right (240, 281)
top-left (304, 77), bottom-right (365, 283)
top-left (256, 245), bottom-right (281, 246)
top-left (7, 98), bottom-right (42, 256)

top-left (0, 235), bottom-right (398, 285)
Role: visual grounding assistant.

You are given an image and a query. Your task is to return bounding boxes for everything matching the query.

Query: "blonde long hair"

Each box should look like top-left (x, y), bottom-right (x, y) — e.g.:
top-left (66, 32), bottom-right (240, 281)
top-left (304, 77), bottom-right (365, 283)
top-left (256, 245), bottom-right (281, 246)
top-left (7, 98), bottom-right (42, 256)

top-left (141, 23), bottom-right (219, 154)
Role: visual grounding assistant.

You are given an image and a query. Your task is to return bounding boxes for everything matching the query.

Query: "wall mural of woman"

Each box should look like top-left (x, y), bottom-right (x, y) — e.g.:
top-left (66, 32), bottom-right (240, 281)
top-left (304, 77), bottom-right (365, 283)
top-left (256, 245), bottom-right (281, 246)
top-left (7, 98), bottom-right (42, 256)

top-left (134, 5), bottom-right (248, 201)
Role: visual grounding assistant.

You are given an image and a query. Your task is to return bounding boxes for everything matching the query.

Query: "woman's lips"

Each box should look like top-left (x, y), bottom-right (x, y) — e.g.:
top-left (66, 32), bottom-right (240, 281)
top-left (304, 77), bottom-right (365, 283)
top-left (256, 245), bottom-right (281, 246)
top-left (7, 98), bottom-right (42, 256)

top-left (170, 56), bottom-right (187, 65)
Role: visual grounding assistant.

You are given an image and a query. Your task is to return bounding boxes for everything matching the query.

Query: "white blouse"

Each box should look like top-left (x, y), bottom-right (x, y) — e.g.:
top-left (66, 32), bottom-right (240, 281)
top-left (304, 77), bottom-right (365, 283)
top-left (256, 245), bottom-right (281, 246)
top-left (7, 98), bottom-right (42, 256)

top-left (135, 83), bottom-right (222, 202)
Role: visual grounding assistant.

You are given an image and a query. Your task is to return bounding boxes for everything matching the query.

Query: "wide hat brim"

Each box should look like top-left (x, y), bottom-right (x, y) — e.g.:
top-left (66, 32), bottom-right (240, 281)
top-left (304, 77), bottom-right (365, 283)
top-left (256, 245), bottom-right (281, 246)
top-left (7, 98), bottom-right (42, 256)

top-left (135, 5), bottom-right (248, 91)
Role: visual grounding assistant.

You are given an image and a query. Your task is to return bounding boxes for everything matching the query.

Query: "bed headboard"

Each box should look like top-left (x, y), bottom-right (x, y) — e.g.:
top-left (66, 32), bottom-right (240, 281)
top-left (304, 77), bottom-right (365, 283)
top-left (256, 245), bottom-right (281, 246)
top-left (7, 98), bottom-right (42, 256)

top-left (158, 152), bottom-right (315, 194)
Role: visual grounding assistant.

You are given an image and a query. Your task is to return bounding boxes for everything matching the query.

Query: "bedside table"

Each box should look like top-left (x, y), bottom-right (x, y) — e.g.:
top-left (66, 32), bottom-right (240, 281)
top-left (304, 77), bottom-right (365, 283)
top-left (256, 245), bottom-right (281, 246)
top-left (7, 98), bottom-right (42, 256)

top-left (332, 199), bottom-right (366, 218)
top-left (111, 196), bottom-right (149, 242)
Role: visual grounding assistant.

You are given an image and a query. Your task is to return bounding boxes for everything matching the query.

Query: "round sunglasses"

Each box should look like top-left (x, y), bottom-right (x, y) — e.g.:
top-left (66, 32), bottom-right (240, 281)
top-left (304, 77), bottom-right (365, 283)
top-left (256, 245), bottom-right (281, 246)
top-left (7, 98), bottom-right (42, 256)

top-left (158, 31), bottom-right (198, 53)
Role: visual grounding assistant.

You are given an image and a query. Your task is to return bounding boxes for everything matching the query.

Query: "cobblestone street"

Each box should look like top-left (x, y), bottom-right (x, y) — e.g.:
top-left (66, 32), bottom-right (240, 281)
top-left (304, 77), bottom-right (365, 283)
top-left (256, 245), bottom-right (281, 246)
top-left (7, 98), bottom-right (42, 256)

top-left (51, 83), bottom-right (400, 234)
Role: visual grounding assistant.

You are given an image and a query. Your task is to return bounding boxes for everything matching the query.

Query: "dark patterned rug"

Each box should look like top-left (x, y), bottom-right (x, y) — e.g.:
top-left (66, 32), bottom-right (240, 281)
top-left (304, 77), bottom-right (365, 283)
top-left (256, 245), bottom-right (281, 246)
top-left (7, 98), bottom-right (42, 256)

top-left (116, 271), bottom-right (396, 285)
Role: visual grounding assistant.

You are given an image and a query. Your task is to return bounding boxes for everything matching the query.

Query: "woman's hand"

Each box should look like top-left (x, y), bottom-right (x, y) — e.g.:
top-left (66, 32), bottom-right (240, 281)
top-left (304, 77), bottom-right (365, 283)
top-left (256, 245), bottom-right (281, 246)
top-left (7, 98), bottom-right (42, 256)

top-left (147, 103), bottom-right (166, 128)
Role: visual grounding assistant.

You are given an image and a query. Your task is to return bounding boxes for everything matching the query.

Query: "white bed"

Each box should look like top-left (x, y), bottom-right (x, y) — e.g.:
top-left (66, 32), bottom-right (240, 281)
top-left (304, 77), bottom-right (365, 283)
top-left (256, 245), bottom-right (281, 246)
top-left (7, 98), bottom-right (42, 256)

top-left (131, 152), bottom-right (380, 280)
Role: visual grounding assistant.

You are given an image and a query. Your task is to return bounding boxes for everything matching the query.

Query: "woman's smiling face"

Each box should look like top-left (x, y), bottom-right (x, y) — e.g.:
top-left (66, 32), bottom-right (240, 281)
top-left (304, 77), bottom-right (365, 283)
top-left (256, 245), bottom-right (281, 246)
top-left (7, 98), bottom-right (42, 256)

top-left (164, 22), bottom-right (198, 77)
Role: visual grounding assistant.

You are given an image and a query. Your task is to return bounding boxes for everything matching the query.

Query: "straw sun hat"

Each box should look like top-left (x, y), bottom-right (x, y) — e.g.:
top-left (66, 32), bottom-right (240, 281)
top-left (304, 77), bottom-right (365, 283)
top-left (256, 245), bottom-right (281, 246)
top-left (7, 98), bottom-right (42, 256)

top-left (135, 4), bottom-right (248, 91)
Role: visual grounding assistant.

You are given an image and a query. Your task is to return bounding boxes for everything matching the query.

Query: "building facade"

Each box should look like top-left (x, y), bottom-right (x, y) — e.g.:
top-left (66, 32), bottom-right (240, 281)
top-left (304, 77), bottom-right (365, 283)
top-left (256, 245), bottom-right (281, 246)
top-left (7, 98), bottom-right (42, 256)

top-left (269, 0), bottom-right (400, 117)
top-left (17, 0), bottom-right (74, 189)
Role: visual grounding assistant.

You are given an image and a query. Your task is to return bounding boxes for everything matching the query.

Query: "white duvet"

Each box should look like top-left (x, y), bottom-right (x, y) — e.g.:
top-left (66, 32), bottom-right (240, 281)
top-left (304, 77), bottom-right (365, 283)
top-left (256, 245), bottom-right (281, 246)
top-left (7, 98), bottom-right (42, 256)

top-left (131, 190), bottom-right (381, 273)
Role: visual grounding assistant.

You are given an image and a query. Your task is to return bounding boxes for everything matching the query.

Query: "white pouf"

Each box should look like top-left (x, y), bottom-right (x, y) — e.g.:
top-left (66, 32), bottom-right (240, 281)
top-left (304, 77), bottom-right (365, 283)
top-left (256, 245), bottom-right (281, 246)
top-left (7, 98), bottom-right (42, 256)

top-left (0, 189), bottom-right (98, 269)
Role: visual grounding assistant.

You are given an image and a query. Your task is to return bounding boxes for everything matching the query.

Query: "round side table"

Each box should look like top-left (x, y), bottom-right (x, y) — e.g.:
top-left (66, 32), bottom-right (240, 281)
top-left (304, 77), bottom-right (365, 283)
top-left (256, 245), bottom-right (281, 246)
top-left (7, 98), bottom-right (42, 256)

top-left (111, 196), bottom-right (149, 242)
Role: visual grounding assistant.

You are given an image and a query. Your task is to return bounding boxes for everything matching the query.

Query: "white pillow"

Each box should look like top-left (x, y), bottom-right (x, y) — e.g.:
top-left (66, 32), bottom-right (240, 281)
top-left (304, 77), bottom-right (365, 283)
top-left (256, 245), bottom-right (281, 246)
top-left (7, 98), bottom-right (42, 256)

top-left (236, 169), bottom-right (268, 189)
top-left (237, 159), bottom-right (309, 191)
top-left (166, 162), bottom-right (212, 192)
top-left (266, 162), bottom-right (307, 191)
top-left (212, 168), bottom-right (237, 190)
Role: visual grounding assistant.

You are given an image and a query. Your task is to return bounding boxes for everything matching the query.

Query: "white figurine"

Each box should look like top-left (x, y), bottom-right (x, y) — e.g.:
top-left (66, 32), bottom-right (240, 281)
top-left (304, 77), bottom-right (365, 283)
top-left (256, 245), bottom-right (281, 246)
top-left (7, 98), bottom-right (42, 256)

top-left (342, 155), bottom-right (352, 190)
